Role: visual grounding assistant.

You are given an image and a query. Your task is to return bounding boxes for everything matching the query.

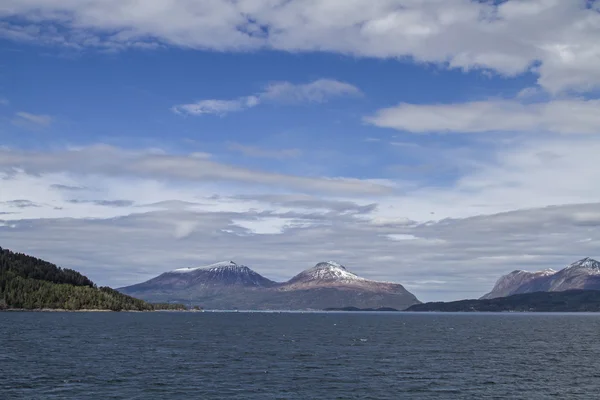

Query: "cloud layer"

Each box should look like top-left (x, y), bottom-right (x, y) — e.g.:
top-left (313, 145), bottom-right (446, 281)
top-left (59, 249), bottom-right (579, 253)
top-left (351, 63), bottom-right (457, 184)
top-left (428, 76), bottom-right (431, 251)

top-left (3, 199), bottom-right (600, 301)
top-left (3, 136), bottom-right (600, 301)
top-left (0, 145), bottom-right (393, 195)
top-left (2, 0), bottom-right (600, 93)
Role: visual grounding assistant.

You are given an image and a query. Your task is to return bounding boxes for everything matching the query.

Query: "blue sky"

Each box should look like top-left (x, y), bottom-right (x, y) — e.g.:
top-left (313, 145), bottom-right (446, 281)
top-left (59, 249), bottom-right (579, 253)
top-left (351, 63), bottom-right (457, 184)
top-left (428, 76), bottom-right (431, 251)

top-left (1, 0), bottom-right (600, 301)
top-left (3, 44), bottom-right (533, 181)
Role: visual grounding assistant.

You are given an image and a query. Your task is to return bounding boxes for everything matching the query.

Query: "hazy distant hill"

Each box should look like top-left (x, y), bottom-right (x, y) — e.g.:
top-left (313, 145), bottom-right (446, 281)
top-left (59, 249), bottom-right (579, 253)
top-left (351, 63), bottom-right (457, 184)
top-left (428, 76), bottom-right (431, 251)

top-left (119, 260), bottom-right (420, 310)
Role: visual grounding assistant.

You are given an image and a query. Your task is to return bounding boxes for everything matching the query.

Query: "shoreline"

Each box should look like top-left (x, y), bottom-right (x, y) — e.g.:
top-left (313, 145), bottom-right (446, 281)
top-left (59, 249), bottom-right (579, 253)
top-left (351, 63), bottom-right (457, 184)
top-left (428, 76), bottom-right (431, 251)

top-left (1, 308), bottom-right (139, 312)
top-left (1, 308), bottom-right (193, 313)
top-left (3, 308), bottom-right (116, 312)
top-left (3, 308), bottom-right (600, 314)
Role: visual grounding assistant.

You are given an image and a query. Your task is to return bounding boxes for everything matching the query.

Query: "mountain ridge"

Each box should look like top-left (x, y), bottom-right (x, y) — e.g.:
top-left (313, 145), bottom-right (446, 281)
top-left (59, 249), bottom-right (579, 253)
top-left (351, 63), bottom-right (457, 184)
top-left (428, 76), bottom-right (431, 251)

top-left (408, 290), bottom-right (600, 312)
top-left (118, 260), bottom-right (420, 310)
top-left (482, 257), bottom-right (600, 299)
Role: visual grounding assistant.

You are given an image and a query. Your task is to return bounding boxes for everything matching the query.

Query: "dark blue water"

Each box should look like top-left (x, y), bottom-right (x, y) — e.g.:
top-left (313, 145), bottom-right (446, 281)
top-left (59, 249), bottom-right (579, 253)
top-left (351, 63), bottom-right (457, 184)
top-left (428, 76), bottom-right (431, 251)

top-left (2, 312), bottom-right (600, 399)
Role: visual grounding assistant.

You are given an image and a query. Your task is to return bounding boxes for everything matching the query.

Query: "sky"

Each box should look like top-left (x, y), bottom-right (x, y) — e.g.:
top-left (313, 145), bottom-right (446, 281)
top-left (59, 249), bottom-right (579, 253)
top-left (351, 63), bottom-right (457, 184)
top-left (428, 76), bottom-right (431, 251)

top-left (1, 0), bottom-right (600, 302)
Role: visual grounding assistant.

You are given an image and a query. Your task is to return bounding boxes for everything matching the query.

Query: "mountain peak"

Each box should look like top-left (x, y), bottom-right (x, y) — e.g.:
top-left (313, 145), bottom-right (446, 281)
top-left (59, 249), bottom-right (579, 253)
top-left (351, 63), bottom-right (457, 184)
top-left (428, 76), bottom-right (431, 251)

top-left (567, 257), bottom-right (600, 270)
top-left (315, 261), bottom-right (347, 270)
top-left (288, 261), bottom-right (365, 284)
top-left (539, 268), bottom-right (557, 275)
top-left (206, 261), bottom-right (241, 269)
top-left (160, 260), bottom-right (276, 287)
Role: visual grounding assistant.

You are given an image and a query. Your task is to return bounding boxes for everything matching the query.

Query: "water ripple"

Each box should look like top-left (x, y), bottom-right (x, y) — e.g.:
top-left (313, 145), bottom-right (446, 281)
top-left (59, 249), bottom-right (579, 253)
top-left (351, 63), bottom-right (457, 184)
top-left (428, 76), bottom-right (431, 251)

top-left (2, 312), bottom-right (600, 399)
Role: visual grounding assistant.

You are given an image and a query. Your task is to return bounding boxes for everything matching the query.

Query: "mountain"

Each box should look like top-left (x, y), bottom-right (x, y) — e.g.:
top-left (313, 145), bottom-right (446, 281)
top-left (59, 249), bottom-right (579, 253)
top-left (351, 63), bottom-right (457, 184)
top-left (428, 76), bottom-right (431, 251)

top-left (124, 261), bottom-right (276, 292)
top-left (407, 290), bottom-right (600, 312)
top-left (284, 261), bottom-right (370, 289)
top-left (481, 257), bottom-right (600, 299)
top-left (119, 260), bottom-right (420, 310)
top-left (480, 269), bottom-right (557, 299)
top-left (0, 247), bottom-right (182, 311)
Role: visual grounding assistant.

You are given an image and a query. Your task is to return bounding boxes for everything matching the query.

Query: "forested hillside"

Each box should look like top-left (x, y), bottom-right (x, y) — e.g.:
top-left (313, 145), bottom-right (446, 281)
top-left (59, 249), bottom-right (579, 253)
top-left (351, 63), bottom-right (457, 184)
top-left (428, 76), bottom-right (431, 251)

top-left (0, 247), bottom-right (184, 311)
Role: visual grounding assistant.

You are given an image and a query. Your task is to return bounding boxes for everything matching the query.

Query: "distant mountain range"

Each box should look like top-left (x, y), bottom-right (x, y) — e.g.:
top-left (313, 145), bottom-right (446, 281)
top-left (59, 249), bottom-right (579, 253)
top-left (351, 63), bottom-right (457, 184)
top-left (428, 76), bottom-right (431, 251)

top-left (407, 290), bottom-right (600, 312)
top-left (8, 241), bottom-right (600, 313)
top-left (482, 258), bottom-right (600, 299)
top-left (118, 261), bottom-right (420, 310)
top-left (407, 257), bottom-right (600, 313)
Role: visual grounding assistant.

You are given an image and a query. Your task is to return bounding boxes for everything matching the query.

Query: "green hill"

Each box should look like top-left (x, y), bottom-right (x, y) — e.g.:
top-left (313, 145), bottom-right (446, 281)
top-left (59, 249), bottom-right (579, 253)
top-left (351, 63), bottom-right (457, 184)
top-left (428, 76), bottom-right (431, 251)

top-left (0, 247), bottom-right (184, 311)
top-left (406, 290), bottom-right (600, 312)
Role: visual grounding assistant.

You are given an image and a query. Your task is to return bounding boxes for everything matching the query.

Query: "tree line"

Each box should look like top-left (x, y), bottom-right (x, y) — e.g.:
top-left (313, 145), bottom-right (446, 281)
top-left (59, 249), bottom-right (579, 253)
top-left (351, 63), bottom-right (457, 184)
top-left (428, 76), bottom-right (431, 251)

top-left (0, 247), bottom-right (186, 311)
top-left (0, 247), bottom-right (95, 287)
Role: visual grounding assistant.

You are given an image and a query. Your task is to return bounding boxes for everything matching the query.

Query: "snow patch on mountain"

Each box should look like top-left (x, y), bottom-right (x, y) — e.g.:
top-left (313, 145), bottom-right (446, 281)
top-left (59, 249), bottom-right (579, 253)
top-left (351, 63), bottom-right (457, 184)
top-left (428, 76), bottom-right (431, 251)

top-left (324, 260), bottom-right (343, 268)
top-left (164, 260), bottom-right (276, 287)
top-left (304, 261), bottom-right (366, 282)
top-left (172, 260), bottom-right (239, 273)
top-left (539, 268), bottom-right (558, 276)
top-left (564, 257), bottom-right (600, 272)
top-left (510, 268), bottom-right (557, 276)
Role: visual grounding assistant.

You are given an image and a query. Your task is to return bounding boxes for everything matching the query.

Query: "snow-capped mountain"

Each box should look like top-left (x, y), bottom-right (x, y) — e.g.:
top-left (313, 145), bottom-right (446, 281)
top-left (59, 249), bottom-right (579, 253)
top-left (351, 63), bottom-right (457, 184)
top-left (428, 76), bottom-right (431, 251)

top-left (281, 261), bottom-right (405, 291)
top-left (119, 260), bottom-right (276, 293)
top-left (481, 257), bottom-right (600, 299)
top-left (119, 260), bottom-right (420, 310)
top-left (285, 261), bottom-right (366, 286)
top-left (547, 257), bottom-right (600, 292)
top-left (171, 260), bottom-right (276, 287)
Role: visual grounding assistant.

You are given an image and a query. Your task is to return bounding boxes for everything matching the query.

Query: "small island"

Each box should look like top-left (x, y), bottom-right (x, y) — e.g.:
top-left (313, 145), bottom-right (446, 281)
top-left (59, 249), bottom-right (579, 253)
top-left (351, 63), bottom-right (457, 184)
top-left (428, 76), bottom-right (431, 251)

top-left (0, 247), bottom-right (186, 312)
top-left (405, 290), bottom-right (600, 312)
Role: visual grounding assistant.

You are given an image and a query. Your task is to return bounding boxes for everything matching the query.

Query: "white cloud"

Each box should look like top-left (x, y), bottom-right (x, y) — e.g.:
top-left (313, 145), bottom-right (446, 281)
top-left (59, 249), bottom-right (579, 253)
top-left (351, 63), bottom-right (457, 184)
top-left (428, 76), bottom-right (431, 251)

top-left (13, 111), bottom-right (53, 127)
top-left (172, 96), bottom-right (259, 116)
top-left (172, 79), bottom-right (360, 116)
top-left (0, 97), bottom-right (8, 106)
top-left (365, 135), bottom-right (600, 224)
top-left (1, 0), bottom-right (600, 93)
top-left (4, 136), bottom-right (600, 223)
top-left (365, 99), bottom-right (600, 134)
top-left (386, 233), bottom-right (418, 241)
top-left (261, 79), bottom-right (361, 103)
top-left (231, 217), bottom-right (310, 235)
top-left (0, 145), bottom-right (394, 195)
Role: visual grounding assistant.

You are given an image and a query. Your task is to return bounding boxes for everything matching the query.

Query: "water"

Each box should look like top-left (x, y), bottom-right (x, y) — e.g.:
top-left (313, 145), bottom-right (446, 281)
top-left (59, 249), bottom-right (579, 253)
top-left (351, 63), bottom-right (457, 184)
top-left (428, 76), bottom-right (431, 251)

top-left (2, 312), bottom-right (600, 399)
